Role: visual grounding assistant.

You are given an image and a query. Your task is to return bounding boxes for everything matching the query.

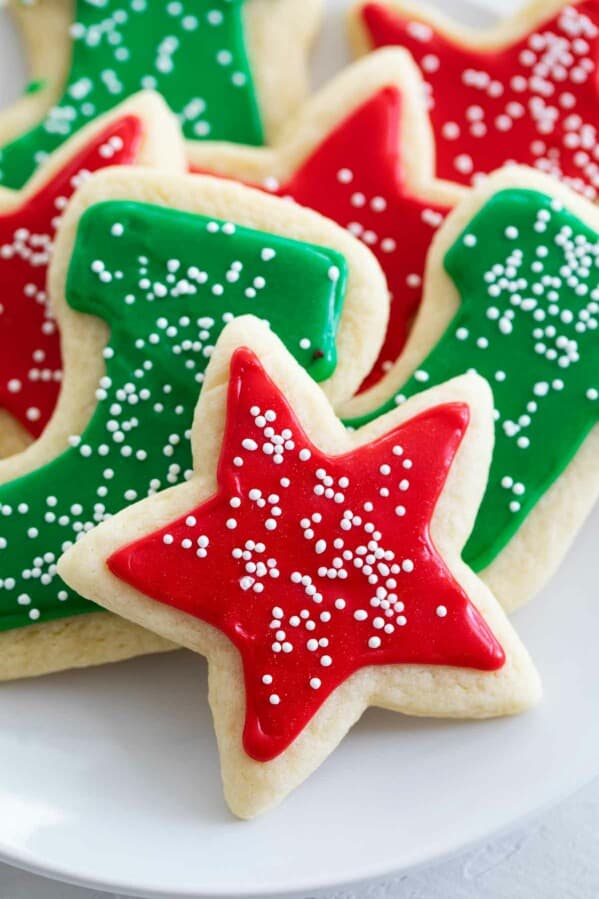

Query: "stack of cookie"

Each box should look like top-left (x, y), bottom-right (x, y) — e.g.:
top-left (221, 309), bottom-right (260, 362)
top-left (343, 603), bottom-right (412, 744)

top-left (0, 0), bottom-right (596, 818)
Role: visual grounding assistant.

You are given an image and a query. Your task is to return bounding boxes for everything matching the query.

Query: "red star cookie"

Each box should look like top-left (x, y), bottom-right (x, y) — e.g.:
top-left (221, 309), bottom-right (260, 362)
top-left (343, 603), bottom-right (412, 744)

top-left (190, 49), bottom-right (465, 390)
top-left (0, 92), bottom-right (185, 457)
top-left (351, 0), bottom-right (599, 198)
top-left (59, 315), bottom-right (541, 818)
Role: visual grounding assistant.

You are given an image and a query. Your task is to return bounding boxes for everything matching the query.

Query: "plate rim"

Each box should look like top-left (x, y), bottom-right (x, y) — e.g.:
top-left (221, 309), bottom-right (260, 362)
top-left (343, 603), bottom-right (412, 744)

top-left (0, 760), bottom-right (595, 899)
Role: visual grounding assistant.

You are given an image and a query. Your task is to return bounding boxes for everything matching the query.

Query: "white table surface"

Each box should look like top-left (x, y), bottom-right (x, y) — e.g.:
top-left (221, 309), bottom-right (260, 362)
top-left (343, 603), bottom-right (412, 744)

top-left (1, 0), bottom-right (598, 895)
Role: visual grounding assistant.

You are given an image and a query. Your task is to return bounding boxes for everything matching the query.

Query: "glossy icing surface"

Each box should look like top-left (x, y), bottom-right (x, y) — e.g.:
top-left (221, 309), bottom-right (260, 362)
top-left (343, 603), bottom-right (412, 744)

top-left (348, 188), bottom-right (599, 570)
top-left (109, 348), bottom-right (505, 761)
top-left (361, 1), bottom-right (599, 198)
top-left (0, 201), bottom-right (347, 631)
top-left (0, 0), bottom-right (262, 189)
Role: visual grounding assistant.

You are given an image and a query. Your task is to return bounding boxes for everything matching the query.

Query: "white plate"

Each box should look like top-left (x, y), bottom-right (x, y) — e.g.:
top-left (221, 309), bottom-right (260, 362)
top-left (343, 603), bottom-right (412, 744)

top-left (1, 1), bottom-right (598, 897)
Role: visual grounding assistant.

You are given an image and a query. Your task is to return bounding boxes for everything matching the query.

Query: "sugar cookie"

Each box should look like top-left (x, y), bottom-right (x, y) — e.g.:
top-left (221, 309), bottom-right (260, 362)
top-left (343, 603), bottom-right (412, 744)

top-left (0, 168), bottom-right (388, 680)
top-left (342, 166), bottom-right (599, 611)
top-left (0, 91), bottom-right (186, 459)
top-left (1, 0), bottom-right (321, 188)
top-left (190, 48), bottom-right (465, 389)
top-left (58, 314), bottom-right (541, 818)
top-left (350, 0), bottom-right (599, 199)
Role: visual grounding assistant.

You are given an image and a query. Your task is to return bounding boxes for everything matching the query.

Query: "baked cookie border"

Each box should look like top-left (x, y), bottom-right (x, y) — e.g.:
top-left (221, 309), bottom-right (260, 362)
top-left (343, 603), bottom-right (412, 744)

top-left (59, 315), bottom-right (541, 818)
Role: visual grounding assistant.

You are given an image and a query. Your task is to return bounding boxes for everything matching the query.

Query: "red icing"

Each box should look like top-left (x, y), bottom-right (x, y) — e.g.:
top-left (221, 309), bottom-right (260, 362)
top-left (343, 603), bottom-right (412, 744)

top-left (194, 88), bottom-right (450, 390)
top-left (0, 115), bottom-right (143, 436)
top-left (361, 1), bottom-right (599, 197)
top-left (108, 348), bottom-right (505, 763)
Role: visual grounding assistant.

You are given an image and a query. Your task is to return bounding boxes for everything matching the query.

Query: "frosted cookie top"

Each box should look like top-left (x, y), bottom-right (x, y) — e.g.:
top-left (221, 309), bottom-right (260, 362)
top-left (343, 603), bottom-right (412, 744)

top-left (353, 0), bottom-right (599, 198)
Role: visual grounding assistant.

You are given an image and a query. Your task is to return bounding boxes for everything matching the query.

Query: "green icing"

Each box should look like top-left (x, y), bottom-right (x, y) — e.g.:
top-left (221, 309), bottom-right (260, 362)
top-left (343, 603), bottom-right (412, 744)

top-left (25, 79), bottom-right (47, 96)
top-left (346, 189), bottom-right (599, 571)
top-left (0, 0), bottom-right (263, 189)
top-left (0, 200), bottom-right (347, 631)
